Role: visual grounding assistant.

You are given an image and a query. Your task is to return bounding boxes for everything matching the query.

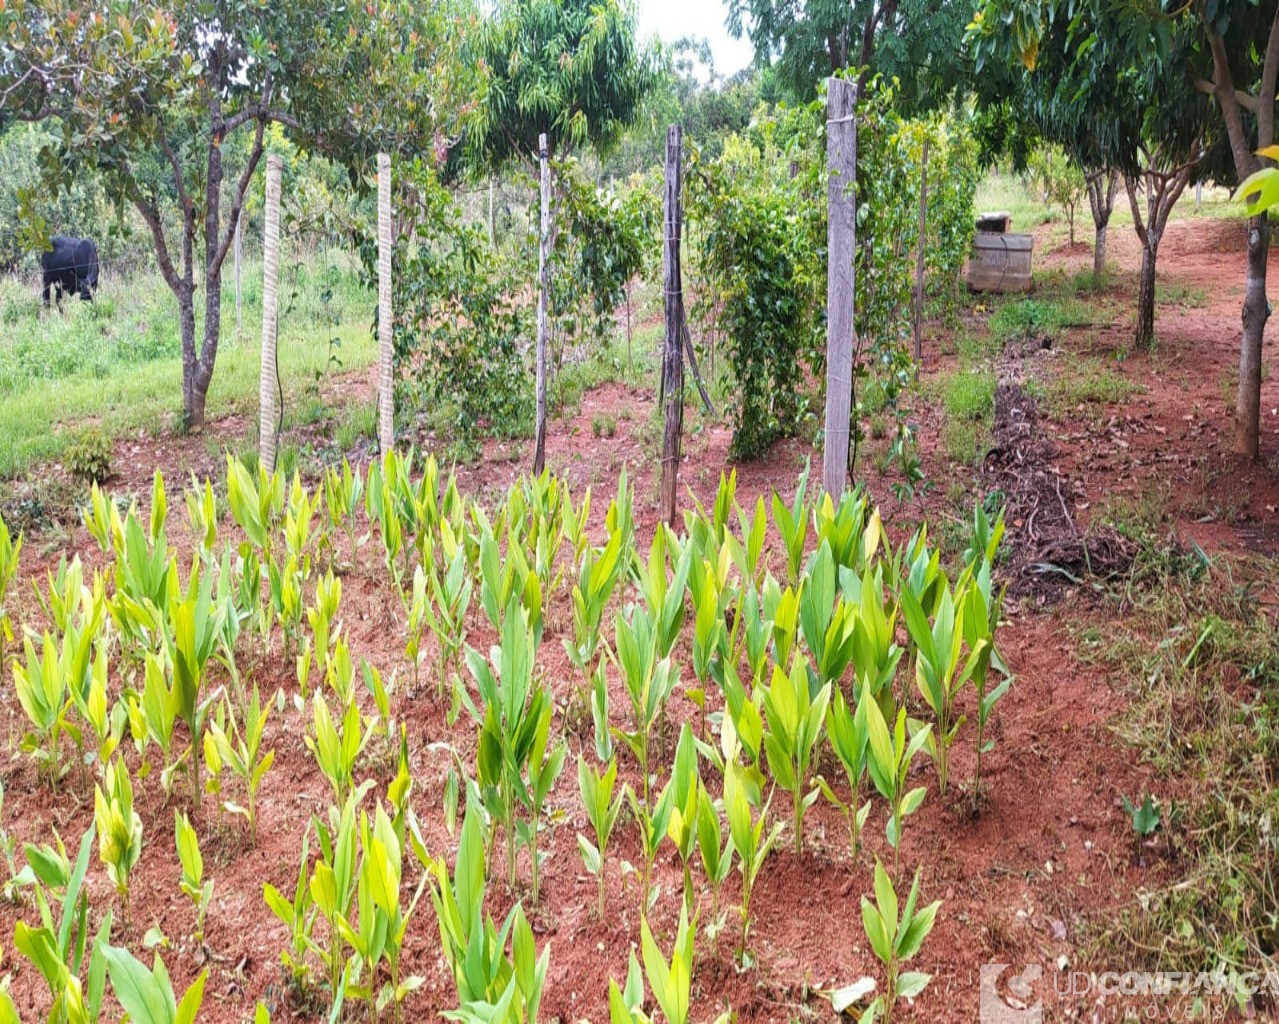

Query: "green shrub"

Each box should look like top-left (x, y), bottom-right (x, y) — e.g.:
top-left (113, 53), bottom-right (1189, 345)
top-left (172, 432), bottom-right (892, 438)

top-left (63, 427), bottom-right (112, 484)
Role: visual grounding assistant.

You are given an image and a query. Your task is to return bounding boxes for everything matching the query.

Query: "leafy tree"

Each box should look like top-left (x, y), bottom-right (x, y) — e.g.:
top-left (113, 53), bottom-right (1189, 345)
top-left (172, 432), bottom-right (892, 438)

top-left (0, 125), bottom-right (111, 273)
top-left (969, 1), bottom-right (1213, 348)
top-left (970, 0), bottom-right (1278, 455)
top-left (1185, 0), bottom-right (1279, 459)
top-left (726, 0), bottom-right (972, 107)
top-left (1028, 143), bottom-right (1085, 245)
top-left (463, 0), bottom-right (659, 171)
top-left (0, 0), bottom-right (477, 428)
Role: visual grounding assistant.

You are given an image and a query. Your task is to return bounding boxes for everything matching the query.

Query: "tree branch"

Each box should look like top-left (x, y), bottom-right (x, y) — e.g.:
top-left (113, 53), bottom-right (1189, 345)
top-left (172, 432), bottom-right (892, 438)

top-left (210, 116), bottom-right (266, 280)
top-left (1193, 76), bottom-right (1261, 113)
top-left (1208, 31), bottom-right (1260, 177)
top-left (1258, 3), bottom-right (1279, 149)
top-left (1124, 174), bottom-right (1148, 245)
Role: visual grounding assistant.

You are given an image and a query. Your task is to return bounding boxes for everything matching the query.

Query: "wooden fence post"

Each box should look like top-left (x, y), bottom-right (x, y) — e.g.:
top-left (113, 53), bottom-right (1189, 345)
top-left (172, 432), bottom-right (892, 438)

top-left (533, 133), bottom-right (551, 476)
top-left (234, 210), bottom-right (243, 337)
top-left (660, 125), bottom-right (685, 526)
top-left (258, 153), bottom-right (282, 471)
top-left (377, 152), bottom-right (394, 456)
top-left (822, 79), bottom-right (858, 497)
top-left (913, 138), bottom-right (929, 365)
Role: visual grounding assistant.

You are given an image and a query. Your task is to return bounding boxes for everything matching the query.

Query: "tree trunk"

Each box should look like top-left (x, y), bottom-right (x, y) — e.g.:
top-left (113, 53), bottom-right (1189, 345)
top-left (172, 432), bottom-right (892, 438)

top-left (179, 284), bottom-right (201, 425)
top-left (1093, 222), bottom-right (1108, 284)
top-left (1135, 238), bottom-right (1158, 350)
top-left (1086, 169), bottom-right (1117, 287)
top-left (1237, 213), bottom-right (1269, 459)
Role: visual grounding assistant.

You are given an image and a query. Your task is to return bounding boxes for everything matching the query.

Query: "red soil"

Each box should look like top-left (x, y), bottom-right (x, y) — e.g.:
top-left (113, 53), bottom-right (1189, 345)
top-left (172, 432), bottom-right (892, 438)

top-left (0, 208), bottom-right (1274, 1023)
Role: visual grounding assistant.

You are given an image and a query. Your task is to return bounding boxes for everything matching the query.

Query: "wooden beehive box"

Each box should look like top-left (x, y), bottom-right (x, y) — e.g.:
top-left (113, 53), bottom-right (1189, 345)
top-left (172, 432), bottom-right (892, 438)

top-left (968, 211), bottom-right (1033, 292)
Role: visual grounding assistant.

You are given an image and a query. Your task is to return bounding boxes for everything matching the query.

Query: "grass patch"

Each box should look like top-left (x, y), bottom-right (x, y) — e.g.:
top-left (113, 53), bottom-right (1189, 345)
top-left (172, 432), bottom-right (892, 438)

top-left (0, 253), bottom-right (374, 478)
top-left (936, 367), bottom-right (995, 465)
top-left (1156, 282), bottom-right (1208, 308)
top-left (1045, 355), bottom-right (1140, 416)
top-left (1077, 546), bottom-right (1279, 978)
top-left (989, 296), bottom-right (1097, 347)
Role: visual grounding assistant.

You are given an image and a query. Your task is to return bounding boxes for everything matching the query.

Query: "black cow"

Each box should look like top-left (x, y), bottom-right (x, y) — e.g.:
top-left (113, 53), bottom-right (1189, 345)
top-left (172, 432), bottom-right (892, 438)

top-left (41, 236), bottom-right (99, 308)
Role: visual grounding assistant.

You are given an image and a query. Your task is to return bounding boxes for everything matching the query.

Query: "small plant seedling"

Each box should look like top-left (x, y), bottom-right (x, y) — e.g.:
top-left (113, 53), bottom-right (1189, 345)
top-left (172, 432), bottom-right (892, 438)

top-left (1123, 794), bottom-right (1161, 837)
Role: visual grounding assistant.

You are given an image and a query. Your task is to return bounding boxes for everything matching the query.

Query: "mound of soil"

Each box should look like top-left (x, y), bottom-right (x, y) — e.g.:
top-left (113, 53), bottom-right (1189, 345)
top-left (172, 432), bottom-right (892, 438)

top-left (984, 381), bottom-right (1137, 598)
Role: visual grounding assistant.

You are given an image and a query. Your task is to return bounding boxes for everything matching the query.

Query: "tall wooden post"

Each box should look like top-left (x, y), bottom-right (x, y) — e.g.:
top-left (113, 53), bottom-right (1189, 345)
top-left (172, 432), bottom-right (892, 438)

top-left (660, 125), bottom-right (685, 526)
top-left (822, 79), bottom-right (858, 497)
top-left (235, 211), bottom-right (243, 336)
top-left (258, 154), bottom-right (282, 471)
top-left (913, 138), bottom-right (929, 364)
top-left (533, 133), bottom-right (551, 476)
top-left (377, 152), bottom-right (394, 456)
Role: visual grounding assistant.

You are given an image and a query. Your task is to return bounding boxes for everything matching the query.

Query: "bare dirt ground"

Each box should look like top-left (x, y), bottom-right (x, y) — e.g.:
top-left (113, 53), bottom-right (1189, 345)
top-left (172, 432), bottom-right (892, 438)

top-left (0, 212), bottom-right (1275, 1023)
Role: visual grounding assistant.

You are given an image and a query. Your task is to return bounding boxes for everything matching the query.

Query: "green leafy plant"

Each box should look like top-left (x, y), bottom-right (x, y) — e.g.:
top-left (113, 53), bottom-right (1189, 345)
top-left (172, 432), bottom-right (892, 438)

top-left (858, 859), bottom-right (941, 1022)
top-left (1123, 793), bottom-right (1162, 837)
top-left (225, 454), bottom-right (283, 565)
top-left (163, 561), bottom-right (227, 808)
top-left (103, 943), bottom-right (208, 1024)
top-left (306, 570), bottom-right (343, 674)
top-left (820, 685), bottom-right (873, 860)
top-left (305, 692), bottom-right (372, 806)
top-left (770, 464), bottom-right (810, 587)
top-left (338, 802), bottom-right (428, 1021)
top-left (460, 596), bottom-right (554, 892)
top-left (695, 781), bottom-right (734, 954)
top-left (208, 686), bottom-right (276, 841)
top-left (184, 474), bottom-right (219, 563)
top-left (323, 458), bottom-right (364, 568)
top-left (611, 604), bottom-right (678, 806)
top-left (0, 513), bottom-right (20, 676)
top-left (13, 632), bottom-right (74, 782)
top-left (64, 427), bottom-right (112, 485)
top-left (665, 724), bottom-right (702, 912)
top-left (407, 548), bottom-right (472, 694)
top-left (577, 754), bottom-right (623, 919)
top-left (138, 652), bottom-right (182, 798)
top-left (262, 829), bottom-right (317, 993)
top-left (761, 655), bottom-right (830, 854)
top-left (902, 578), bottom-right (982, 796)
top-left (425, 803), bottom-right (550, 1019)
top-left (174, 811), bottom-right (213, 943)
top-left (724, 766), bottom-right (782, 962)
top-left (640, 905), bottom-right (695, 1024)
top-left (12, 823), bottom-right (114, 1024)
top-left (626, 780), bottom-right (672, 914)
top-left (964, 559), bottom-right (1011, 813)
top-left (93, 757), bottom-right (143, 913)
top-left (865, 702), bottom-right (931, 879)
top-left (564, 528), bottom-right (626, 691)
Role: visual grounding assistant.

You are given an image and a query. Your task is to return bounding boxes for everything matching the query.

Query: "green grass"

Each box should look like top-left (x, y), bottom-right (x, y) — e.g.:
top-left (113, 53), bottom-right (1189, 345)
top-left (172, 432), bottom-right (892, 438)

top-left (0, 253), bottom-right (374, 478)
top-left (935, 367), bottom-right (996, 465)
top-left (1045, 354), bottom-right (1140, 416)
top-left (989, 295), bottom-right (1098, 346)
top-left (1076, 546), bottom-right (1279, 979)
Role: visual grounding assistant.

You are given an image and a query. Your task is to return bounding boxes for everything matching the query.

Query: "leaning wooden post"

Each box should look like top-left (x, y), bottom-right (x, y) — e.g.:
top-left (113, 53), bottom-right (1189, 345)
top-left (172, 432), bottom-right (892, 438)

top-left (258, 154), bottom-right (282, 471)
top-left (533, 134), bottom-right (551, 475)
top-left (660, 125), bottom-right (685, 526)
top-left (377, 152), bottom-right (394, 456)
top-left (821, 78), bottom-right (858, 497)
top-left (913, 138), bottom-right (928, 365)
